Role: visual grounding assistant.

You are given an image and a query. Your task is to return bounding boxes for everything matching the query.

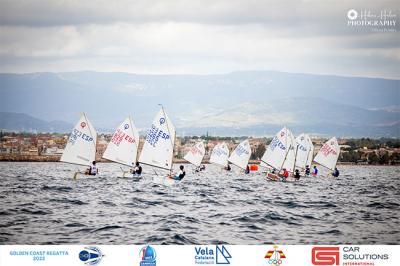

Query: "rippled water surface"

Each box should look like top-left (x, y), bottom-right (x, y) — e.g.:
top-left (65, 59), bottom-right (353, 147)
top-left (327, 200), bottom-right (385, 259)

top-left (0, 162), bottom-right (399, 244)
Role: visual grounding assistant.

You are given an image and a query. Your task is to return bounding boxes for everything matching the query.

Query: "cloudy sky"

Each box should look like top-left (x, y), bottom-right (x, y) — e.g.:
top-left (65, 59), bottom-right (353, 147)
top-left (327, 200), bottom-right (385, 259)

top-left (0, 0), bottom-right (399, 78)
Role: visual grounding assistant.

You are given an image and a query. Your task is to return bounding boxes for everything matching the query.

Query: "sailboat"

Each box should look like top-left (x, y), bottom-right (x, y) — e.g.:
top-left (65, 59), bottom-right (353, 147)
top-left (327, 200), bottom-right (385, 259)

top-left (313, 137), bottom-right (340, 176)
top-left (306, 135), bottom-right (314, 170)
top-left (60, 113), bottom-right (97, 179)
top-left (260, 127), bottom-right (296, 181)
top-left (209, 142), bottom-right (230, 170)
top-left (294, 133), bottom-right (312, 173)
top-left (138, 106), bottom-right (177, 185)
top-left (102, 117), bottom-right (140, 178)
top-left (228, 139), bottom-right (251, 172)
top-left (183, 141), bottom-right (206, 172)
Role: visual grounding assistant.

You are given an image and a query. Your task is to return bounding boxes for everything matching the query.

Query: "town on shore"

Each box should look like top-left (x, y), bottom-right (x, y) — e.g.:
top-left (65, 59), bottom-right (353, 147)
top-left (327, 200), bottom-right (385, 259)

top-left (0, 131), bottom-right (399, 165)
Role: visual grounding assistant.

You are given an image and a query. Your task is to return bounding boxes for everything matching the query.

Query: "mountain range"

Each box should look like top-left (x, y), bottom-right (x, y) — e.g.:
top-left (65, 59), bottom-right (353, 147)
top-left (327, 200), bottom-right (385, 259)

top-left (0, 71), bottom-right (399, 137)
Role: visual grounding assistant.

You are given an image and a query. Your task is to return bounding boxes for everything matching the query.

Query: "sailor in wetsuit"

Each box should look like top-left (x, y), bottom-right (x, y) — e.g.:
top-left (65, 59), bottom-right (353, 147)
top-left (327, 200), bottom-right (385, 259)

top-left (305, 165), bottom-right (311, 176)
top-left (169, 165), bottom-right (186, 181)
top-left (245, 165), bottom-right (250, 174)
top-left (132, 162), bottom-right (142, 176)
top-left (294, 169), bottom-right (301, 180)
top-left (332, 167), bottom-right (340, 177)
top-left (85, 161), bottom-right (98, 175)
top-left (312, 165), bottom-right (318, 176)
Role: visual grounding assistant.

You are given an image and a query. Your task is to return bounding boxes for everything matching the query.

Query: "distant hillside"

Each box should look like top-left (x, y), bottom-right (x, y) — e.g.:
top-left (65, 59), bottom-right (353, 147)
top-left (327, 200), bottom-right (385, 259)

top-left (0, 71), bottom-right (399, 137)
top-left (0, 112), bottom-right (73, 133)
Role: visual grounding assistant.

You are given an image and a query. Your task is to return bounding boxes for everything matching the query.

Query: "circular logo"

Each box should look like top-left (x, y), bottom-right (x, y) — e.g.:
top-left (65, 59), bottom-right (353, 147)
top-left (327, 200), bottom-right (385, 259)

top-left (159, 118), bottom-right (165, 125)
top-left (280, 132), bottom-right (285, 137)
top-left (347, 9), bottom-right (358, 20)
top-left (80, 122), bottom-right (86, 128)
top-left (124, 124), bottom-right (129, 130)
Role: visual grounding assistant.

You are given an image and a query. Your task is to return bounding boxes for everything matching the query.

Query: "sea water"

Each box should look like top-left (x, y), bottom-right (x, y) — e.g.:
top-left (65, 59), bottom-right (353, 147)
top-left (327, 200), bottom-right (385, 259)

top-left (0, 162), bottom-right (399, 244)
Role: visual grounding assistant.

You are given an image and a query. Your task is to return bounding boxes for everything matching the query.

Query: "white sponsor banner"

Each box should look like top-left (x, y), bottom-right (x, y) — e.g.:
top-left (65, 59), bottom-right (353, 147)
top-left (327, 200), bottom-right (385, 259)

top-left (0, 245), bottom-right (399, 266)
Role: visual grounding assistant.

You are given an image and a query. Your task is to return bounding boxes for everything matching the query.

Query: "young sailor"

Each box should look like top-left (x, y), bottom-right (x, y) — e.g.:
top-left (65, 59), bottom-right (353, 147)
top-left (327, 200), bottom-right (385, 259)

top-left (305, 165), bottom-right (311, 176)
top-left (245, 165), bottom-right (250, 174)
top-left (169, 165), bottom-right (186, 181)
top-left (312, 165), bottom-right (318, 176)
top-left (294, 169), bottom-right (301, 180)
top-left (332, 167), bottom-right (340, 177)
top-left (85, 161), bottom-right (98, 176)
top-left (133, 162), bottom-right (142, 176)
top-left (279, 168), bottom-right (289, 180)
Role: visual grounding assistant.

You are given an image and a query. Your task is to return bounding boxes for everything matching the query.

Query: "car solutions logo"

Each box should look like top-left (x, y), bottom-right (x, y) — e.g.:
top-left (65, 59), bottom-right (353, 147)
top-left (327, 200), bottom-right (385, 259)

top-left (139, 245), bottom-right (156, 266)
top-left (311, 246), bottom-right (390, 266)
top-left (312, 247), bottom-right (339, 265)
top-left (194, 245), bottom-right (232, 264)
top-left (79, 246), bottom-right (104, 265)
top-left (264, 245), bottom-right (286, 266)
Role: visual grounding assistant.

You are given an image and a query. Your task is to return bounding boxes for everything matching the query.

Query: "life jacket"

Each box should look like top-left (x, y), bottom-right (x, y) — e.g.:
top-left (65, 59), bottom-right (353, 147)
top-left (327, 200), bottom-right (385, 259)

top-left (283, 170), bottom-right (289, 178)
top-left (90, 166), bottom-right (97, 175)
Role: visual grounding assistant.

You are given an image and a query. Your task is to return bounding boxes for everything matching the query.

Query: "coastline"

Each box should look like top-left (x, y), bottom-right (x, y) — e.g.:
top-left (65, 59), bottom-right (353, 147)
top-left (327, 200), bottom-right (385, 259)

top-left (0, 154), bottom-right (384, 165)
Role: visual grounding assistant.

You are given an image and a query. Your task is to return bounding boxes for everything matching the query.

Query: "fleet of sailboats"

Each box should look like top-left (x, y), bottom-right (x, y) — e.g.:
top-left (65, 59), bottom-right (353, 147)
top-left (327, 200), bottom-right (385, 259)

top-left (60, 109), bottom-right (341, 183)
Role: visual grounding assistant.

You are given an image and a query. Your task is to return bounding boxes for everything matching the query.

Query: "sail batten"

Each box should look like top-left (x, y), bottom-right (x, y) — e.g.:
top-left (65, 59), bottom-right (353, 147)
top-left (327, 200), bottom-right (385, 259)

top-left (138, 108), bottom-right (176, 170)
top-left (60, 113), bottom-right (97, 166)
top-left (102, 117), bottom-right (140, 167)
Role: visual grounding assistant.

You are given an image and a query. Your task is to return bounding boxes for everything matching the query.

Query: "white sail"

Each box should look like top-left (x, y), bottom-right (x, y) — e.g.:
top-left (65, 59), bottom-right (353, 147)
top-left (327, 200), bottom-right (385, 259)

top-left (295, 133), bottom-right (311, 170)
top-left (306, 135), bottom-right (314, 167)
top-left (209, 142), bottom-right (229, 167)
top-left (102, 117), bottom-right (139, 167)
top-left (138, 108), bottom-right (176, 170)
top-left (261, 127), bottom-right (291, 170)
top-left (228, 139), bottom-right (251, 170)
top-left (281, 130), bottom-right (296, 172)
top-left (60, 113), bottom-right (97, 166)
top-left (183, 141), bottom-right (205, 167)
top-left (313, 137), bottom-right (340, 170)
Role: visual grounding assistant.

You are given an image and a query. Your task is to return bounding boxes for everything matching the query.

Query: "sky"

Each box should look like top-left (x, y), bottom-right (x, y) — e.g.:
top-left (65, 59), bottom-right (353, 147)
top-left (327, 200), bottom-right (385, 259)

top-left (0, 0), bottom-right (399, 78)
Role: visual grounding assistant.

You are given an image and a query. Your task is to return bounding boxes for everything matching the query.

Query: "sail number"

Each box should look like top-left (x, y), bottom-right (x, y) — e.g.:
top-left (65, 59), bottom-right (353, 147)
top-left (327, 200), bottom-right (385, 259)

top-left (68, 129), bottom-right (93, 145)
top-left (111, 129), bottom-right (135, 146)
top-left (269, 136), bottom-right (286, 151)
top-left (319, 144), bottom-right (337, 156)
top-left (235, 145), bottom-right (249, 156)
top-left (214, 147), bottom-right (228, 157)
top-left (146, 124), bottom-right (170, 147)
